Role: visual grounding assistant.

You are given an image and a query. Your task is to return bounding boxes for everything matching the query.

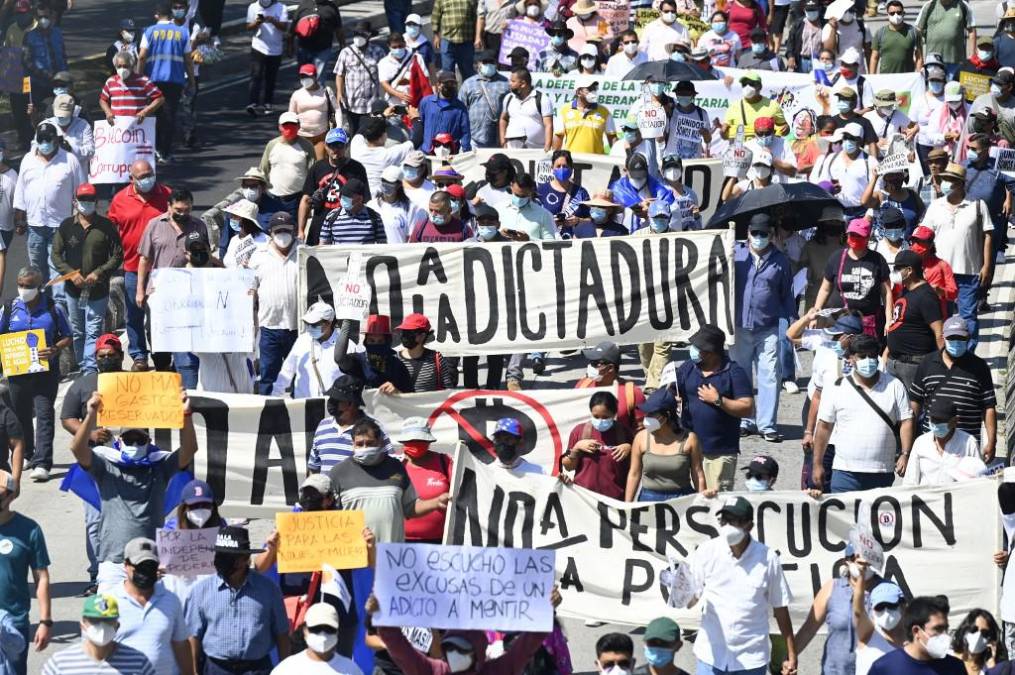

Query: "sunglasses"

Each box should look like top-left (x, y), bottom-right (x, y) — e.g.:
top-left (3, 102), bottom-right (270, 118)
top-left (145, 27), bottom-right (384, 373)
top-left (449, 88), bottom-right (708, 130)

top-left (745, 472), bottom-right (771, 481)
top-left (887, 9), bottom-right (903, 14)
top-left (874, 602), bottom-right (901, 612)
top-left (755, 131), bottom-right (773, 138)
top-left (622, 40), bottom-right (638, 45)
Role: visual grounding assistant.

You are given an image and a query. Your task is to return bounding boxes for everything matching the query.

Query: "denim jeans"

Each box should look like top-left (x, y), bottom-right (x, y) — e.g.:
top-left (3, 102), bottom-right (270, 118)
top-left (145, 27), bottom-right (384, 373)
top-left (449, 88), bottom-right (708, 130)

top-left (777, 316), bottom-right (795, 383)
top-left (830, 469), bottom-right (895, 493)
top-left (384, 0), bottom-right (411, 33)
top-left (7, 369), bottom-right (59, 470)
top-left (730, 325), bottom-right (781, 435)
top-left (85, 502), bottom-right (101, 582)
top-left (10, 622), bottom-right (28, 675)
top-left (26, 226), bottom-right (64, 309)
top-left (65, 291), bottom-right (109, 373)
top-left (954, 273), bottom-right (980, 352)
top-left (173, 351), bottom-right (201, 389)
top-left (123, 271), bottom-right (148, 361)
top-left (297, 46), bottom-right (336, 86)
top-left (696, 661), bottom-right (768, 675)
top-left (258, 327), bottom-right (298, 394)
top-left (440, 39), bottom-right (475, 79)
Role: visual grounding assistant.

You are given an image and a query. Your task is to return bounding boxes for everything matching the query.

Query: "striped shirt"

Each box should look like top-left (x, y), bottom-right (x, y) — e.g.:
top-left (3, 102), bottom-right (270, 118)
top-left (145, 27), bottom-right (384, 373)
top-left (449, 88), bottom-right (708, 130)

top-left (308, 414), bottom-right (394, 473)
top-left (328, 455), bottom-right (417, 543)
top-left (99, 75), bottom-right (163, 117)
top-left (42, 643), bottom-right (157, 675)
top-left (909, 350), bottom-right (996, 441)
top-left (319, 206), bottom-right (386, 245)
top-left (248, 244), bottom-right (299, 330)
top-left (398, 348), bottom-right (456, 392)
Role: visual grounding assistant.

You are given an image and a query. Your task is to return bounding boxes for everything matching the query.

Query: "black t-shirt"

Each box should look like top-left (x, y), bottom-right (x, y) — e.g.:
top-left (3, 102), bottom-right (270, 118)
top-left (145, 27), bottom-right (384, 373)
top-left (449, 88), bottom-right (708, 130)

top-left (0, 402), bottom-right (23, 472)
top-left (302, 158), bottom-right (369, 243)
top-left (61, 372), bottom-right (99, 421)
top-left (832, 114), bottom-right (878, 145)
top-left (292, 0), bottom-right (342, 51)
top-left (886, 283), bottom-right (943, 356)
top-left (823, 247), bottom-right (890, 316)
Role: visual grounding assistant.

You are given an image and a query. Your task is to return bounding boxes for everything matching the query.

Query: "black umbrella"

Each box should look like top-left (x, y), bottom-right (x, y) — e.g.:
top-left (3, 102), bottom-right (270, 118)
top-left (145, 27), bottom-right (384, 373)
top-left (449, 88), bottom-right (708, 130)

top-left (705, 182), bottom-right (839, 237)
top-left (622, 59), bottom-right (712, 82)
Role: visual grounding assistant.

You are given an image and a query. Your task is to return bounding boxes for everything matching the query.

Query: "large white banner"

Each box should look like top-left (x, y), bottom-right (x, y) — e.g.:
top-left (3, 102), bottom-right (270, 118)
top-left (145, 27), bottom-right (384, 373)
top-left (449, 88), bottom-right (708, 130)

top-left (445, 448), bottom-right (1001, 629)
top-left (149, 268), bottom-right (256, 353)
top-left (300, 231), bottom-right (735, 356)
top-left (89, 117), bottom-right (155, 184)
top-left (176, 388), bottom-right (610, 517)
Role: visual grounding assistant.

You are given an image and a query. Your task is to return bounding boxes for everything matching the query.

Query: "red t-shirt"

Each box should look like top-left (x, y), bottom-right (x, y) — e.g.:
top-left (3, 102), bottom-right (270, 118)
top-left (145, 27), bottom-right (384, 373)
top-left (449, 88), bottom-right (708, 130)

top-left (107, 183), bottom-right (172, 272)
top-left (565, 422), bottom-right (633, 500)
top-left (404, 453), bottom-right (453, 542)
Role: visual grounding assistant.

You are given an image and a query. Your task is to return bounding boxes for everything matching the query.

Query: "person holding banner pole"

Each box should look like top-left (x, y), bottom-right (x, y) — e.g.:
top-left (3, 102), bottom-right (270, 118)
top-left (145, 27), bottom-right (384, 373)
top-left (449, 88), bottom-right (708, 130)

top-left (275, 301), bottom-right (363, 399)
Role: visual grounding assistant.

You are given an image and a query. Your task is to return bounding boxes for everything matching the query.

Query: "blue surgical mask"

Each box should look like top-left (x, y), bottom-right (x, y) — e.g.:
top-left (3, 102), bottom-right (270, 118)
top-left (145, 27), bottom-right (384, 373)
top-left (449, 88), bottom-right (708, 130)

top-left (643, 647), bottom-right (674, 668)
top-left (757, 134), bottom-right (773, 147)
top-left (991, 83), bottom-right (1004, 97)
top-left (837, 99), bottom-right (853, 114)
top-left (930, 421), bottom-right (952, 438)
top-left (553, 166), bottom-right (573, 183)
top-left (403, 166), bottom-right (421, 180)
top-left (930, 81), bottom-right (945, 95)
top-left (670, 51), bottom-right (686, 62)
top-left (650, 216), bottom-right (670, 233)
top-left (340, 196), bottom-right (354, 211)
top-left (806, 10), bottom-right (820, 20)
top-left (172, 8), bottom-right (186, 19)
top-left (432, 213), bottom-right (448, 225)
top-left (751, 42), bottom-right (765, 55)
top-left (450, 199), bottom-right (462, 213)
top-left (481, 63), bottom-right (497, 77)
top-left (52, 87), bottom-right (69, 97)
top-left (478, 225), bottom-right (499, 240)
top-left (136, 176), bottom-right (156, 193)
top-left (945, 338), bottom-right (968, 357)
top-left (750, 234), bottom-right (770, 249)
top-left (677, 95), bottom-right (693, 106)
top-left (623, 131), bottom-right (639, 144)
top-left (120, 442), bottom-right (149, 462)
top-left (831, 341), bottom-right (845, 358)
top-left (307, 324), bottom-right (324, 339)
top-left (650, 82), bottom-right (666, 96)
top-left (688, 344), bottom-right (702, 363)
top-left (842, 139), bottom-right (859, 155)
top-left (855, 357), bottom-right (879, 378)
top-left (406, 25), bottom-right (420, 38)
top-left (745, 476), bottom-right (771, 492)
top-left (380, 182), bottom-right (398, 197)
top-left (229, 217), bottom-right (243, 232)
top-left (822, 61), bottom-right (835, 73)
top-left (391, 47), bottom-right (407, 60)
top-left (968, 149), bottom-right (979, 162)
top-left (76, 200), bottom-right (96, 216)
top-left (711, 21), bottom-right (726, 33)
top-left (940, 180), bottom-right (954, 196)
top-left (978, 49), bottom-right (993, 61)
top-left (590, 207), bottom-right (609, 223)
top-left (37, 141), bottom-right (55, 155)
top-left (883, 228), bottom-right (904, 241)
top-left (590, 417), bottom-right (615, 432)
top-left (511, 194), bottom-right (530, 208)
top-left (551, 35), bottom-right (565, 47)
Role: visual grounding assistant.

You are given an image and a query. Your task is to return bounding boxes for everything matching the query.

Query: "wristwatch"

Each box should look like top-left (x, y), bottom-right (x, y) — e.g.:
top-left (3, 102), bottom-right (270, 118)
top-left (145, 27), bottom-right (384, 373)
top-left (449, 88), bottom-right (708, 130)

top-left (713, 395), bottom-right (723, 409)
top-left (39, 619), bottom-right (53, 627)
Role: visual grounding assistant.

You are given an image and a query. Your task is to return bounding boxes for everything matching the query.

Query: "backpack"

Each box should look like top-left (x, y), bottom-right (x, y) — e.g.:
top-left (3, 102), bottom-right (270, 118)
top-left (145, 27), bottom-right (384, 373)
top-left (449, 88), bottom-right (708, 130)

top-left (294, 12), bottom-right (321, 39)
top-left (917, 0), bottom-right (968, 38)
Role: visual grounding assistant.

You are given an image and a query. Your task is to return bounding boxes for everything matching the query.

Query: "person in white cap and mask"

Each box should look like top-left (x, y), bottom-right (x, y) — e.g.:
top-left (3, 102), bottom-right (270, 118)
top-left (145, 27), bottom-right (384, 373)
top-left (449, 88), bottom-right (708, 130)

top-left (271, 603), bottom-right (362, 674)
top-left (43, 94), bottom-right (93, 166)
top-left (274, 300), bottom-right (363, 399)
top-left (367, 165), bottom-right (428, 244)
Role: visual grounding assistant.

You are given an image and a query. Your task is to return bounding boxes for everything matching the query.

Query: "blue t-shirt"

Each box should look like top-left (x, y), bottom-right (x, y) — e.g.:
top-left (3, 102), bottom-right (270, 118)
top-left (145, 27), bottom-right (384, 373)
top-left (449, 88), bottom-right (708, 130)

top-left (0, 513), bottom-right (50, 627)
top-left (675, 357), bottom-right (753, 456)
top-left (142, 20), bottom-right (190, 84)
top-left (536, 181), bottom-right (590, 219)
top-left (0, 298), bottom-right (72, 368)
top-left (868, 650), bottom-right (965, 675)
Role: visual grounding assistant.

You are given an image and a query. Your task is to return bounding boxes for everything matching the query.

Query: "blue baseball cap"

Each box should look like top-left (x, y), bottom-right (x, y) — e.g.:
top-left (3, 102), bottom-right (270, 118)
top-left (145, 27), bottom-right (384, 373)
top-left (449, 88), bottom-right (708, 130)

top-left (325, 128), bottom-right (349, 145)
top-left (638, 387), bottom-right (678, 415)
top-left (494, 418), bottom-right (522, 437)
top-left (825, 313), bottom-right (864, 336)
top-left (648, 201), bottom-right (671, 217)
top-left (870, 582), bottom-right (904, 608)
top-left (181, 479), bottom-right (215, 505)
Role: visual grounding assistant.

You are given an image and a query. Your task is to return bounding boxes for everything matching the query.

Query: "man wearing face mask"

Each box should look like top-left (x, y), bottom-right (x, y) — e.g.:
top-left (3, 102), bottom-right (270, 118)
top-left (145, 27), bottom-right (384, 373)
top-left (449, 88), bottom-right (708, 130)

top-left (51, 183), bottom-right (123, 375)
top-left (500, 68), bottom-right (554, 150)
top-left (348, 116), bottom-right (414, 196)
top-left (460, 51), bottom-right (511, 149)
top-left (138, 3), bottom-right (195, 163)
top-left (605, 30), bottom-right (648, 78)
top-left (686, 496), bottom-right (797, 675)
top-left (332, 21), bottom-right (384, 135)
top-left (720, 72), bottom-right (788, 141)
top-left (3, 0), bottom-right (37, 150)
top-left (956, 37), bottom-right (999, 103)
top-left (610, 153), bottom-right (674, 232)
top-left (487, 417), bottom-right (545, 475)
top-left (663, 81), bottom-right (711, 159)
top-left (42, 95), bottom-right (93, 166)
top-left (967, 70), bottom-right (1015, 146)
top-left (828, 49), bottom-right (875, 107)
top-left (185, 526), bottom-right (290, 674)
top-left (554, 76), bottom-right (615, 154)
top-left (867, 596), bottom-right (965, 675)
top-left (408, 190), bottom-right (474, 242)
top-left (744, 117), bottom-right (798, 182)
top-left (903, 398), bottom-right (981, 486)
top-left (995, 8), bottom-right (1015, 66)
top-left (419, 70), bottom-right (473, 154)
top-left (99, 50), bottom-right (165, 131)
top-left (110, 538), bottom-right (193, 675)
top-left (274, 301), bottom-right (363, 398)
top-left (963, 133), bottom-right (1012, 308)
top-left (271, 603), bottom-right (362, 674)
top-left (43, 595), bottom-right (155, 675)
top-left (737, 26), bottom-right (785, 70)
top-left (731, 213), bottom-right (795, 443)
top-left (308, 375), bottom-right (395, 474)
top-left (245, 0), bottom-right (289, 116)
top-left (810, 124), bottom-right (880, 218)
top-left (395, 313), bottom-right (458, 391)
top-left (105, 19), bottom-right (139, 73)
top-left (820, 3), bottom-right (869, 68)
top-left (812, 333), bottom-right (913, 492)
top-left (658, 156), bottom-right (702, 231)
top-left (260, 112), bottom-right (316, 220)
top-left (22, 4), bottom-right (66, 107)
top-left (291, 0), bottom-right (343, 86)
top-left (915, 0), bottom-right (976, 75)
top-left (498, 172), bottom-right (557, 241)
top-left (862, 90), bottom-right (917, 159)
top-left (853, 580), bottom-right (908, 674)
top-left (639, 0), bottom-right (689, 61)
top-left (633, 617), bottom-right (689, 675)
top-left (299, 129), bottom-right (369, 243)
top-left (909, 315), bottom-right (996, 461)
top-left (536, 19), bottom-right (580, 73)
top-left (576, 342), bottom-right (645, 432)
top-left (71, 388), bottom-right (198, 592)
top-left (346, 314), bottom-right (412, 393)
top-left (884, 250), bottom-right (944, 392)
top-left (869, 0), bottom-right (920, 74)
top-left (250, 213), bottom-right (300, 394)
top-left (366, 166), bottom-right (429, 244)
top-left (319, 179), bottom-right (386, 244)
top-left (474, 154), bottom-right (515, 209)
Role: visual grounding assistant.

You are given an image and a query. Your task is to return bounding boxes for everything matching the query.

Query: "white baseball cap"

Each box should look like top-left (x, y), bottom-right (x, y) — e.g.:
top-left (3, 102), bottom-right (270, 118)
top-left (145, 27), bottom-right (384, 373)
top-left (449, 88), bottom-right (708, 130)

top-left (304, 603), bottom-right (339, 629)
top-left (405, 13), bottom-right (422, 25)
top-left (303, 301), bottom-right (336, 324)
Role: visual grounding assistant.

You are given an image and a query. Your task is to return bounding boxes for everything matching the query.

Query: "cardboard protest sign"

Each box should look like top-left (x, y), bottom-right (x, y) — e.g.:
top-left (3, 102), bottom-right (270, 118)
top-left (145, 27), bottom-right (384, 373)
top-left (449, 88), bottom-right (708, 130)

top-left (90, 118), bottom-right (156, 184)
top-left (374, 543), bottom-right (555, 631)
top-left (722, 143), bottom-right (752, 178)
top-left (275, 510), bottom-right (368, 573)
top-left (149, 268), bottom-right (256, 352)
top-left (446, 447), bottom-right (999, 628)
top-left (0, 329), bottom-right (49, 376)
top-left (498, 19), bottom-right (549, 69)
top-left (596, 0), bottom-right (630, 35)
top-left (98, 372), bottom-right (184, 429)
top-left (332, 252), bottom-right (371, 321)
top-left (157, 527), bottom-right (218, 576)
top-left (301, 230), bottom-right (736, 356)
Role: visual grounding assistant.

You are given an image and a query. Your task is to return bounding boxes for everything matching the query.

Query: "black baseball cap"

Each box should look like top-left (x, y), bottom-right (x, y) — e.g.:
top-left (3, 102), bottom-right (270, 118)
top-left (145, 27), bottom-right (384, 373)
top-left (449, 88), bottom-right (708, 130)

top-left (893, 249), bottom-right (923, 271)
top-left (340, 178), bottom-right (368, 198)
top-left (741, 454), bottom-right (780, 478)
top-left (474, 203), bottom-right (499, 221)
top-left (269, 211), bottom-right (295, 231)
top-left (718, 496), bottom-right (754, 522)
top-left (185, 231), bottom-right (209, 252)
top-left (689, 324), bottom-right (726, 353)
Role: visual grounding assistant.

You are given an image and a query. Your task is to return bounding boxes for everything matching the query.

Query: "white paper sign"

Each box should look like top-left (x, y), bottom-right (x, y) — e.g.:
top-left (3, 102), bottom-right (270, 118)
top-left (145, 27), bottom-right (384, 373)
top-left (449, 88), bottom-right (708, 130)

top-left (880, 153), bottom-right (910, 174)
top-left (89, 117), bottom-right (156, 184)
top-left (374, 542), bottom-right (555, 632)
top-left (723, 143), bottom-right (752, 178)
top-left (149, 268), bottom-right (256, 352)
top-left (332, 253), bottom-right (372, 321)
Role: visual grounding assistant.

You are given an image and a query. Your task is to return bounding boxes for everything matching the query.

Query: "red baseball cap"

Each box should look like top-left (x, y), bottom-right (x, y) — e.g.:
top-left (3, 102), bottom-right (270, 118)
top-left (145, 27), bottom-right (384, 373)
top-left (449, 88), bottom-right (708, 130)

top-left (846, 218), bottom-right (871, 237)
top-left (298, 63), bottom-right (317, 77)
top-left (910, 225), bottom-right (936, 242)
top-left (445, 184), bottom-right (466, 200)
top-left (95, 334), bottom-right (123, 353)
top-left (364, 314), bottom-right (392, 335)
top-left (14, 0), bottom-right (30, 12)
top-left (76, 183), bottom-right (97, 198)
top-left (396, 313), bottom-right (432, 332)
top-left (433, 132), bottom-right (454, 145)
top-left (754, 116), bottom-right (775, 132)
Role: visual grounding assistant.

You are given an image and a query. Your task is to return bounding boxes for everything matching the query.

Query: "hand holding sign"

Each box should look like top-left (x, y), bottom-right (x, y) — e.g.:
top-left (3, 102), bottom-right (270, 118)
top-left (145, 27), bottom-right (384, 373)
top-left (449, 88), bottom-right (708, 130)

top-left (275, 510), bottom-right (368, 573)
top-left (97, 372), bottom-right (186, 429)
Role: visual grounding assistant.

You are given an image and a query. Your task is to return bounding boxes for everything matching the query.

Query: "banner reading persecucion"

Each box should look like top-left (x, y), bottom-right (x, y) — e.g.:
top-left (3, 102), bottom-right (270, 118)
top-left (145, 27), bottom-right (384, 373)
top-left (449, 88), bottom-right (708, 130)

top-left (445, 448), bottom-right (1000, 628)
top-left (301, 230), bottom-right (735, 356)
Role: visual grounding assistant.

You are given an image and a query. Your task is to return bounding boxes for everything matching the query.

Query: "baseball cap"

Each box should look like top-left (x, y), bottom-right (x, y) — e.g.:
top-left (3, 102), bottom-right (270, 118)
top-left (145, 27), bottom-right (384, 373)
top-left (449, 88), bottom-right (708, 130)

top-left (340, 178), bottom-right (368, 198)
top-left (648, 201), bottom-right (671, 217)
top-left (278, 111), bottom-right (300, 126)
top-left (839, 47), bottom-right (861, 64)
top-left (298, 63), bottom-right (317, 77)
top-left (446, 183), bottom-right (466, 200)
top-left (326, 375), bottom-right (364, 404)
top-left (124, 537), bottom-right (159, 565)
top-left (689, 324), bottom-right (726, 353)
top-left (494, 418), bottom-right (523, 437)
top-left (381, 165), bottom-right (403, 183)
top-left (13, 0), bottom-right (30, 12)
top-left (580, 43), bottom-right (598, 57)
top-left (75, 183), bottom-right (97, 198)
top-left (836, 87), bottom-right (858, 101)
top-left (910, 225), bottom-right (935, 242)
top-left (638, 387), bottom-right (677, 415)
top-left (303, 301), bottom-right (336, 324)
top-left (364, 314), bottom-right (392, 335)
top-left (825, 313), bottom-right (863, 336)
top-left (181, 479), bottom-right (214, 505)
top-left (870, 583), bottom-right (904, 608)
top-left (405, 13), bottom-right (422, 25)
top-left (846, 218), bottom-right (871, 237)
top-left (717, 495), bottom-right (754, 521)
top-left (305, 603), bottom-right (340, 629)
top-left (269, 211), bottom-right (295, 231)
top-left (748, 213), bottom-right (771, 231)
top-left (643, 617), bottom-right (680, 643)
top-left (397, 313), bottom-right (432, 332)
top-left (582, 341), bottom-right (621, 364)
top-left (754, 116), bottom-right (775, 133)
top-left (752, 150), bottom-right (773, 167)
top-left (992, 70), bottom-right (1015, 87)
top-left (83, 594), bottom-right (120, 620)
top-left (842, 121), bottom-right (864, 139)
top-left (929, 398), bottom-right (957, 421)
top-left (95, 333), bottom-right (123, 353)
top-left (300, 473), bottom-right (333, 496)
top-left (739, 71), bottom-right (762, 86)
top-left (575, 73), bottom-right (600, 91)
top-left (185, 231), bottom-right (209, 252)
top-left (742, 454), bottom-right (779, 478)
top-left (892, 249), bottom-right (923, 271)
top-left (474, 203), bottom-right (499, 221)
top-left (880, 207), bottom-right (904, 228)
top-left (325, 128), bottom-right (349, 145)
top-left (942, 315), bottom-right (969, 338)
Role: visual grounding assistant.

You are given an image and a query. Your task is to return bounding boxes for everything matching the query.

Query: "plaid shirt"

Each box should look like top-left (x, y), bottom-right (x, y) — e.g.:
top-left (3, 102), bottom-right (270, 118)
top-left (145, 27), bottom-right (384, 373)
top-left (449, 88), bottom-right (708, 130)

top-left (432, 0), bottom-right (477, 43)
top-left (333, 42), bottom-right (386, 114)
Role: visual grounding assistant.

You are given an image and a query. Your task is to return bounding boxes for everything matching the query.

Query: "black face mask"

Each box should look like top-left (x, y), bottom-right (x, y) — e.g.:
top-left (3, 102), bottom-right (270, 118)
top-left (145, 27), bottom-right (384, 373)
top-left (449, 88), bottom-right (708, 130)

top-left (189, 250), bottom-right (209, 267)
top-left (213, 553), bottom-right (244, 578)
top-left (400, 333), bottom-right (421, 349)
top-left (494, 440), bottom-right (518, 463)
top-left (326, 398), bottom-right (340, 417)
top-left (96, 356), bottom-right (121, 373)
top-left (131, 561), bottom-right (159, 590)
top-left (299, 491), bottom-right (325, 512)
top-left (441, 85), bottom-right (457, 98)
top-left (364, 342), bottom-right (390, 355)
top-left (171, 212), bottom-right (188, 224)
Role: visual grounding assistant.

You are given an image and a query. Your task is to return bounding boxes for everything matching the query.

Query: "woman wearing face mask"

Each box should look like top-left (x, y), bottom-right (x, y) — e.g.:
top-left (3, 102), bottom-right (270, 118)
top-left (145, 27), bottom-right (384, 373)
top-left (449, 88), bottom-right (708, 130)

top-left (813, 48), bottom-right (840, 86)
top-left (573, 193), bottom-right (628, 238)
top-left (537, 150), bottom-right (591, 237)
top-left (726, 0), bottom-right (766, 52)
top-left (821, 6), bottom-right (864, 70)
top-left (696, 11), bottom-right (744, 68)
top-left (367, 165), bottom-right (428, 244)
top-left (950, 609), bottom-right (1006, 675)
top-left (926, 82), bottom-right (970, 161)
top-left (625, 388), bottom-right (708, 502)
top-left (561, 391), bottom-right (634, 501)
top-left (910, 61), bottom-right (949, 171)
top-left (274, 301), bottom-right (363, 399)
top-left (872, 206), bottom-right (908, 265)
top-left (395, 313), bottom-right (458, 391)
top-left (852, 573), bottom-right (908, 675)
top-left (663, 81), bottom-right (712, 159)
top-left (658, 155), bottom-right (702, 231)
top-left (160, 479), bottom-right (226, 604)
top-left (287, 63), bottom-right (335, 160)
top-left (722, 152), bottom-right (774, 201)
top-left (398, 418), bottom-right (452, 544)
top-left (104, 18), bottom-right (138, 74)
top-left (863, 170), bottom-right (926, 243)
top-left (221, 198), bottom-right (267, 268)
top-left (245, 0), bottom-right (290, 117)
top-left (577, 43), bottom-right (603, 74)
top-left (273, 603), bottom-right (361, 674)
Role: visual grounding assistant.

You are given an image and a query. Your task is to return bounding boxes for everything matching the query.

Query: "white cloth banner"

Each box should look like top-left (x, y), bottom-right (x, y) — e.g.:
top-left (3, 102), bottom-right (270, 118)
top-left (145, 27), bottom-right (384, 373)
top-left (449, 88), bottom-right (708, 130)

top-left (89, 117), bottom-right (156, 184)
top-left (300, 230), bottom-right (735, 356)
top-left (177, 388), bottom-right (609, 517)
top-left (149, 268), bottom-right (256, 352)
top-left (445, 448), bottom-right (1001, 629)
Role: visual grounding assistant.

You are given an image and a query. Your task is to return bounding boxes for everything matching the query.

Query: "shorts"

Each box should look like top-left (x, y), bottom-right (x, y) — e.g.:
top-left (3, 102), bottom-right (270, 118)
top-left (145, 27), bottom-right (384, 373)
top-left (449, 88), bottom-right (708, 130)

top-left (702, 455), bottom-right (738, 491)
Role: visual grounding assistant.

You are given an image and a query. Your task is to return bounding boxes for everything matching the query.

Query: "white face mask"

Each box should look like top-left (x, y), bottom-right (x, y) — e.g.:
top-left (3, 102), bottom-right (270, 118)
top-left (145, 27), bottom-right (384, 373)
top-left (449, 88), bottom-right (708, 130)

top-left (305, 630), bottom-right (338, 654)
top-left (923, 632), bottom-right (952, 660)
top-left (186, 507), bottom-right (212, 527)
top-left (353, 36), bottom-right (367, 48)
top-left (526, 5), bottom-right (541, 17)
top-left (241, 187), bottom-right (261, 202)
top-left (301, 77), bottom-right (316, 89)
top-left (743, 85), bottom-right (759, 98)
top-left (889, 270), bottom-right (903, 285)
top-left (752, 166), bottom-right (772, 180)
top-left (121, 30), bottom-right (135, 42)
top-left (17, 287), bottom-right (39, 303)
top-left (664, 167), bottom-right (682, 182)
top-left (875, 608), bottom-right (902, 630)
top-left (600, 668), bottom-right (632, 675)
top-left (585, 363), bottom-right (602, 381)
top-left (273, 232), bottom-right (293, 249)
top-left (624, 42), bottom-right (639, 56)
top-left (847, 562), bottom-right (875, 580)
top-left (721, 523), bottom-right (746, 546)
top-left (965, 631), bottom-right (989, 655)
top-left (643, 416), bottom-right (662, 432)
top-left (446, 650), bottom-right (474, 673)
top-left (352, 445), bottom-right (386, 465)
top-left (83, 622), bottom-right (117, 647)
top-left (120, 442), bottom-right (149, 461)
top-left (116, 67), bottom-right (132, 80)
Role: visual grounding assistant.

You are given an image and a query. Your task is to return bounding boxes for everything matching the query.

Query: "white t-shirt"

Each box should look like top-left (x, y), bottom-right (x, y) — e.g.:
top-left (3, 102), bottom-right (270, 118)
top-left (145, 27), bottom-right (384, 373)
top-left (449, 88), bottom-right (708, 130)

top-left (502, 90), bottom-right (554, 147)
top-left (697, 30), bottom-right (743, 67)
top-left (855, 628), bottom-right (898, 675)
top-left (271, 650), bottom-right (364, 675)
top-left (902, 429), bottom-right (981, 486)
top-left (377, 53), bottom-right (425, 106)
top-left (920, 197), bottom-right (993, 275)
top-left (224, 231), bottom-right (269, 268)
top-left (0, 167), bottom-right (16, 232)
top-left (247, 1), bottom-right (288, 56)
top-left (821, 21), bottom-right (870, 69)
top-left (349, 136), bottom-right (414, 196)
top-left (810, 151), bottom-right (879, 208)
top-left (639, 19), bottom-right (690, 61)
top-left (403, 178), bottom-right (435, 211)
top-left (367, 197), bottom-right (428, 244)
top-left (604, 51), bottom-right (648, 78)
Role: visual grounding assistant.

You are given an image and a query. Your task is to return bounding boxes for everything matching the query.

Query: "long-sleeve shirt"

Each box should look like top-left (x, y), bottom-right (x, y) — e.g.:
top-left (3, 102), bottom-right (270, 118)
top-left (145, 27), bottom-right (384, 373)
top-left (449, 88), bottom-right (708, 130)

top-left (42, 116), bottom-right (94, 165)
top-left (22, 27), bottom-right (67, 79)
top-left (459, 73), bottom-right (510, 148)
top-left (417, 94), bottom-right (472, 154)
top-left (272, 330), bottom-right (363, 398)
top-left (51, 215), bottom-right (124, 299)
top-left (431, 0), bottom-right (477, 43)
top-left (733, 242), bottom-right (796, 330)
top-left (498, 200), bottom-right (557, 241)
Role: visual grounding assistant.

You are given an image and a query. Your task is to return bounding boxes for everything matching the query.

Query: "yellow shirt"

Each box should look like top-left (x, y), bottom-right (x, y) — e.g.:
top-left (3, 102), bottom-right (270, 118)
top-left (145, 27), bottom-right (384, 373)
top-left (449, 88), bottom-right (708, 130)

top-left (557, 102), bottom-right (615, 155)
top-left (722, 96), bottom-right (788, 140)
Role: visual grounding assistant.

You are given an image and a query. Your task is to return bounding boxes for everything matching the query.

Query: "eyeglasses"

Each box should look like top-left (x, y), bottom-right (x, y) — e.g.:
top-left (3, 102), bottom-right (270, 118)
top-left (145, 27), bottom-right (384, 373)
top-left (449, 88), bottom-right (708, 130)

top-left (748, 230), bottom-right (768, 237)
